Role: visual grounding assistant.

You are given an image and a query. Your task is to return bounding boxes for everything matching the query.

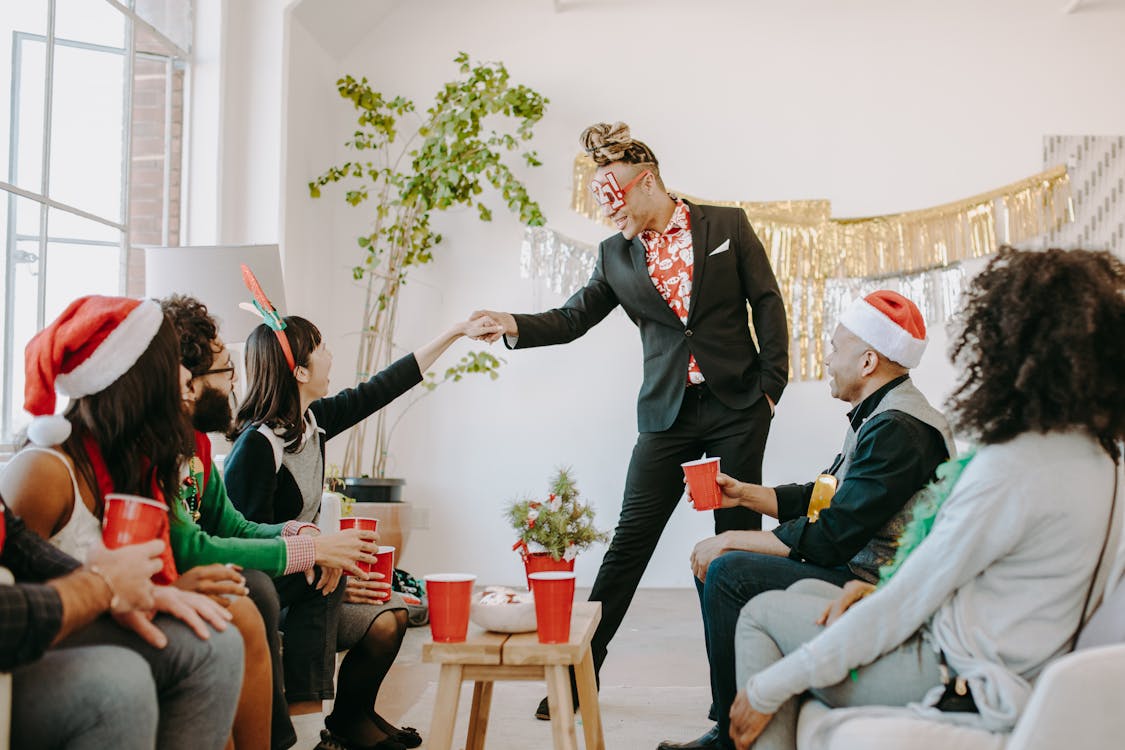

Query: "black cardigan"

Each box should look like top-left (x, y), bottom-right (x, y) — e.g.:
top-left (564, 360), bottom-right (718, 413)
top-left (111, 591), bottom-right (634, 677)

top-left (224, 354), bottom-right (423, 525)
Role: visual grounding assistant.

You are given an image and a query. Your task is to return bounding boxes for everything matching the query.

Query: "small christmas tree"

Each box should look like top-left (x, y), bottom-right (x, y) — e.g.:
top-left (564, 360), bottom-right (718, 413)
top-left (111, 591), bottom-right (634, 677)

top-left (507, 468), bottom-right (609, 562)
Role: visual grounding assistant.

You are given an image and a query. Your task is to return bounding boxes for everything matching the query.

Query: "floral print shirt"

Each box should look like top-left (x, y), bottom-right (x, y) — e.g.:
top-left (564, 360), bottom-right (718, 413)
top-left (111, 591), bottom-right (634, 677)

top-left (640, 200), bottom-right (703, 384)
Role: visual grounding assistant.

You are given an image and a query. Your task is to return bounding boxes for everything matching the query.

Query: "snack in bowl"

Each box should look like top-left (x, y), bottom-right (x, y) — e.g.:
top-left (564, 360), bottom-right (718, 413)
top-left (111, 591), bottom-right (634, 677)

top-left (469, 586), bottom-right (538, 633)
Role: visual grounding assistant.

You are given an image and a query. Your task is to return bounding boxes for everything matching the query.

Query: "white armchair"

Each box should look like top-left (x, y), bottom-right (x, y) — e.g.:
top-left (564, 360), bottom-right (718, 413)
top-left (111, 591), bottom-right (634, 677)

top-left (796, 643), bottom-right (1125, 750)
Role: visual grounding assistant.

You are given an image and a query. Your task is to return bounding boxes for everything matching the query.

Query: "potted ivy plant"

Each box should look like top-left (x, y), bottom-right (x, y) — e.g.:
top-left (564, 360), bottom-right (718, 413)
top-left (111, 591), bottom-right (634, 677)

top-left (310, 52), bottom-right (548, 504)
top-left (507, 468), bottom-right (610, 589)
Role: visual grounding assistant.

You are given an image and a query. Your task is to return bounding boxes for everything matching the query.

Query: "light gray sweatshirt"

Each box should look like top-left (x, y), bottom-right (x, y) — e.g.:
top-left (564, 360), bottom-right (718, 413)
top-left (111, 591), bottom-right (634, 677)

top-left (747, 430), bottom-right (1121, 733)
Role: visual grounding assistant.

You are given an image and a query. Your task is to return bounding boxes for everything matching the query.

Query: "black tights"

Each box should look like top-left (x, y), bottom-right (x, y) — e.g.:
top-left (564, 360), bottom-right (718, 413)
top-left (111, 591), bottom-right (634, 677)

top-left (325, 608), bottom-right (408, 746)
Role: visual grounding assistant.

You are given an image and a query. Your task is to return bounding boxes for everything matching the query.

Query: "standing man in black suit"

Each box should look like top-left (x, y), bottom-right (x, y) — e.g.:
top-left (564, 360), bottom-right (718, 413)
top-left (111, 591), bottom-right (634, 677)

top-left (473, 122), bottom-right (789, 719)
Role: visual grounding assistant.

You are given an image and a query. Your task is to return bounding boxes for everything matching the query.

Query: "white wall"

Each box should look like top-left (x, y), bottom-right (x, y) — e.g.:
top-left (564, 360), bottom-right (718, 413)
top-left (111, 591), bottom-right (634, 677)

top-left (218, 0), bottom-right (1125, 588)
top-left (187, 0), bottom-right (286, 246)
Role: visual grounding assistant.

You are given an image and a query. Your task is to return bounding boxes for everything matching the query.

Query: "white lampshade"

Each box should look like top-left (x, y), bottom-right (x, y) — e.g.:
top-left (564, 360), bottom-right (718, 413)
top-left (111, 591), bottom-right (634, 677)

top-left (143, 244), bottom-right (287, 344)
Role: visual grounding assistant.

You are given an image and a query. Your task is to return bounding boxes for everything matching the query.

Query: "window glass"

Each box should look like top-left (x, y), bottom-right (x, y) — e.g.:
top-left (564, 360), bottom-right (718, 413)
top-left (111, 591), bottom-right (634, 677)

top-left (49, 43), bottom-right (126, 222)
top-left (1, 192), bottom-right (43, 438)
top-left (0, 1), bottom-right (48, 194)
top-left (54, 0), bottom-right (127, 49)
top-left (45, 209), bottom-right (123, 319)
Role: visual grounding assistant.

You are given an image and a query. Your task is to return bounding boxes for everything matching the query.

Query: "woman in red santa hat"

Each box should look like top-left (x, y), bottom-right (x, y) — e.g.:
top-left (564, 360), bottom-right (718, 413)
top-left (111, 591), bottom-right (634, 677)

top-left (0, 294), bottom-right (271, 749)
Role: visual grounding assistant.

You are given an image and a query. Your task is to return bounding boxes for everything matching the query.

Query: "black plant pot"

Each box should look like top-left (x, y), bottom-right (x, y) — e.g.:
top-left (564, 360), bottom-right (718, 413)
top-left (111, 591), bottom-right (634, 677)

top-left (343, 477), bottom-right (405, 503)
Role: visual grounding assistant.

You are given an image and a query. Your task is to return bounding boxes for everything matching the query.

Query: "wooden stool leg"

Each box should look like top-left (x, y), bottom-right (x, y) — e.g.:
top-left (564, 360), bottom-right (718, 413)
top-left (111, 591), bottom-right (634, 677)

top-left (574, 650), bottom-right (604, 750)
top-left (545, 664), bottom-right (579, 750)
top-left (428, 663), bottom-right (464, 750)
top-left (466, 681), bottom-right (494, 750)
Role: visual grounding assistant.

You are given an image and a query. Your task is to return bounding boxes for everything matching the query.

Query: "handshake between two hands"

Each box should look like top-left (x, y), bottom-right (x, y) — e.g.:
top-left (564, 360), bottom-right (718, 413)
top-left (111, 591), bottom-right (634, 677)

top-left (461, 310), bottom-right (516, 343)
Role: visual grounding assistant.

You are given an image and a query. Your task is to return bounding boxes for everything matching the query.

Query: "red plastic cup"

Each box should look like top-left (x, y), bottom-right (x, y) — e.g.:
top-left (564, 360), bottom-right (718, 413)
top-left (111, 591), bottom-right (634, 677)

top-left (682, 457), bottom-right (722, 511)
top-left (372, 546), bottom-right (395, 599)
top-left (102, 494), bottom-right (168, 548)
top-left (339, 516), bottom-right (378, 534)
top-left (340, 517), bottom-right (379, 572)
top-left (425, 574), bottom-right (476, 643)
top-left (529, 571), bottom-right (577, 644)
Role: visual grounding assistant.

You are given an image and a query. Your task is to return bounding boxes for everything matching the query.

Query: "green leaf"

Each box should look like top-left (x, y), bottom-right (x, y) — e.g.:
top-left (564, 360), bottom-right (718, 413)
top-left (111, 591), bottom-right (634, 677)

top-left (310, 52), bottom-right (548, 472)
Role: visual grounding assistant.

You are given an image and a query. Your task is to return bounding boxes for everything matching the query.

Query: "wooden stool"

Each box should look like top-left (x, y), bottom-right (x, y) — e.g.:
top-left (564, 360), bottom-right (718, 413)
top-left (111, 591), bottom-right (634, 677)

top-left (422, 602), bottom-right (605, 750)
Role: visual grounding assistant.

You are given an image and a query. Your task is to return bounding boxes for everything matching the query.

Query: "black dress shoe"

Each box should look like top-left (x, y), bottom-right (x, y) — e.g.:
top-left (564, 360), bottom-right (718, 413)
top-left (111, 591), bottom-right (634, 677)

top-left (656, 725), bottom-right (723, 750)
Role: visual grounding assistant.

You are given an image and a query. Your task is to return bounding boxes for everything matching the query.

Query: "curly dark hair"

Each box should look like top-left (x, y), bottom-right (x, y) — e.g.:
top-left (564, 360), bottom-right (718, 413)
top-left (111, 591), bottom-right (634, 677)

top-left (160, 294), bottom-right (218, 377)
top-left (947, 247), bottom-right (1125, 459)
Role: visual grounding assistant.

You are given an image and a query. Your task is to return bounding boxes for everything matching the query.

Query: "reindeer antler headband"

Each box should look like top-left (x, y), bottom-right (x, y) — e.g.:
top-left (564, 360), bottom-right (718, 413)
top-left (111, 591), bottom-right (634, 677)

top-left (239, 263), bottom-right (296, 371)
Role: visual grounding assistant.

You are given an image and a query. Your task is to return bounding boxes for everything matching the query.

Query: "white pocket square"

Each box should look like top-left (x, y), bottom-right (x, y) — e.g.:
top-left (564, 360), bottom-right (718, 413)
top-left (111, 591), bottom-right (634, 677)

top-left (709, 239), bottom-right (730, 256)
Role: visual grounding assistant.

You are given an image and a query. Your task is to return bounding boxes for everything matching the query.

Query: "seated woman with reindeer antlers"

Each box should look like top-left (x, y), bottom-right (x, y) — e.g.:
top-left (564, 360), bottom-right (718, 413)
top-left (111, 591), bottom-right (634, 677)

top-left (223, 267), bottom-right (502, 750)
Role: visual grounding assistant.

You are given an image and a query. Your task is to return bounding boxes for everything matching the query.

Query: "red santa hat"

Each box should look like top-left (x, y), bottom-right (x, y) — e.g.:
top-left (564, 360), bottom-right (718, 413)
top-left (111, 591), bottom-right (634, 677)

top-left (24, 295), bottom-right (165, 445)
top-left (837, 290), bottom-right (927, 368)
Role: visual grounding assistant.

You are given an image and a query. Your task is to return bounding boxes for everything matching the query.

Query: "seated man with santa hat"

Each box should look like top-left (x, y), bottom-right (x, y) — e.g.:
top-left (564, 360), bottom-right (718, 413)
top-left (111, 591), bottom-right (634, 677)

top-left (661, 290), bottom-right (955, 750)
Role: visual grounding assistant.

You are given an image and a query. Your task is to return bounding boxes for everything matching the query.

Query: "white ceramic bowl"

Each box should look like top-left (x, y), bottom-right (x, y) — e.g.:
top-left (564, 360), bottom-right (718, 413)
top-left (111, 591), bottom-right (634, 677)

top-left (470, 595), bottom-right (538, 633)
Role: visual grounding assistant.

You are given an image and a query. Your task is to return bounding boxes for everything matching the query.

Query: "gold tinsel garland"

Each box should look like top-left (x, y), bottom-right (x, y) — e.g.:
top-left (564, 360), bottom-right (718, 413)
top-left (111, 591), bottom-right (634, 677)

top-left (548, 155), bottom-right (1074, 380)
top-left (522, 227), bottom-right (965, 380)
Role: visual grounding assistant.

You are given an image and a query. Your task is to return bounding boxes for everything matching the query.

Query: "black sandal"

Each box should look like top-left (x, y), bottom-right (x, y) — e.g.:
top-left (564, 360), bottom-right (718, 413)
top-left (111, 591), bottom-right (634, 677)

top-left (392, 726), bottom-right (421, 749)
top-left (314, 728), bottom-right (407, 750)
top-left (370, 711), bottom-right (422, 749)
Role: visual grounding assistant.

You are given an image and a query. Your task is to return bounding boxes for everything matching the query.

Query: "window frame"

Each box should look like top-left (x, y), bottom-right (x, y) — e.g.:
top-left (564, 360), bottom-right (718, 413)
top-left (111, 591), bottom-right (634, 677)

top-left (0, 0), bottom-right (191, 449)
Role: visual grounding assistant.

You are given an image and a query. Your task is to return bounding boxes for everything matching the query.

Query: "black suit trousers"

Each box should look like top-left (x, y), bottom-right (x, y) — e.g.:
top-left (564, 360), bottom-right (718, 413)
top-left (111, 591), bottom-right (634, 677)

top-left (587, 384), bottom-right (771, 674)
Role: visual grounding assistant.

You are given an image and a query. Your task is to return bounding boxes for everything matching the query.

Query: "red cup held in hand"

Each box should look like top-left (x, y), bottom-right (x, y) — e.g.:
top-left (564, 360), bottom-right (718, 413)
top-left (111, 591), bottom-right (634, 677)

top-left (372, 546), bottom-right (395, 598)
top-left (529, 571), bottom-right (577, 644)
top-left (425, 573), bottom-right (476, 643)
top-left (682, 457), bottom-right (722, 511)
top-left (340, 516), bottom-right (379, 572)
top-left (102, 493), bottom-right (168, 548)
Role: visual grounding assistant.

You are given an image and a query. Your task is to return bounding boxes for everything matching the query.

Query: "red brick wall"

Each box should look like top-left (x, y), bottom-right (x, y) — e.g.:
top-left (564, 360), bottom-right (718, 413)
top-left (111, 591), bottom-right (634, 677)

top-left (126, 27), bottom-right (184, 296)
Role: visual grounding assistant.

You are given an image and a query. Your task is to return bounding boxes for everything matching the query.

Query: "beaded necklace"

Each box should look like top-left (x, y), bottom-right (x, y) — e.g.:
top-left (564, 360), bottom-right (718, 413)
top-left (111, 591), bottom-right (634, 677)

top-left (179, 455), bottom-right (206, 522)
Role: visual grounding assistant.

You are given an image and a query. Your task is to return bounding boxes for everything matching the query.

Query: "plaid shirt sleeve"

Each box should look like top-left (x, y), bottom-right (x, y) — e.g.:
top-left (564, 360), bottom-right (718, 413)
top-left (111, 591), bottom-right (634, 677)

top-left (0, 503), bottom-right (82, 669)
top-left (282, 535), bottom-right (317, 575)
top-left (282, 520), bottom-right (319, 537)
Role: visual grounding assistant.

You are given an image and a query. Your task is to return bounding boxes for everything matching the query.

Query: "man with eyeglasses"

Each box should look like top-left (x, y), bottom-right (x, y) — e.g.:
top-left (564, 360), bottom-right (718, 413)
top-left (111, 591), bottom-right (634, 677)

top-left (161, 293), bottom-right (298, 748)
top-left (471, 122), bottom-right (789, 721)
top-left (161, 294), bottom-right (239, 437)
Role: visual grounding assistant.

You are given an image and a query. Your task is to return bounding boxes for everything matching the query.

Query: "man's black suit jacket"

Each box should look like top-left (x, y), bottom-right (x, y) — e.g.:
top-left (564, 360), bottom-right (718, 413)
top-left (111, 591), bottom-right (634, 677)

top-left (511, 201), bottom-right (789, 433)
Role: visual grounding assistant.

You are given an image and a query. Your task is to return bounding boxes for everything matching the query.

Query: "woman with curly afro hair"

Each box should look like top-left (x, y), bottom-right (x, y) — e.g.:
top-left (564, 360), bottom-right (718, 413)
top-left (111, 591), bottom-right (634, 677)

top-left (727, 247), bottom-right (1125, 750)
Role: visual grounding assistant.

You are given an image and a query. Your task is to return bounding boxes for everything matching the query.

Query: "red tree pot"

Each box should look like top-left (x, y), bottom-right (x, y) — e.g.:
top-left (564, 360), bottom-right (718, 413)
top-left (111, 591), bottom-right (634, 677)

top-left (522, 551), bottom-right (575, 590)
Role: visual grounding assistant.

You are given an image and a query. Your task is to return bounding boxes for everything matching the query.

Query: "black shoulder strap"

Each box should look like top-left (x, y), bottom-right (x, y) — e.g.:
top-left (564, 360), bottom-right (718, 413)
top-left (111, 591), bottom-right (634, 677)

top-left (1071, 460), bottom-right (1120, 650)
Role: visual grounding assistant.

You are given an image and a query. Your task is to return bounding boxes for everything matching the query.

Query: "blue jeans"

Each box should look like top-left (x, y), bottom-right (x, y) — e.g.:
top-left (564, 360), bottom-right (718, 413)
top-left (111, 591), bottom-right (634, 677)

top-left (697, 551), bottom-right (855, 749)
top-left (30, 614), bottom-right (245, 750)
top-left (12, 645), bottom-right (157, 750)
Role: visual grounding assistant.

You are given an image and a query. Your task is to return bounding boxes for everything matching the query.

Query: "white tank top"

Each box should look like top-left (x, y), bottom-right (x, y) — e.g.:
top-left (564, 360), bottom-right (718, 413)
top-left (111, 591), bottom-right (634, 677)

top-left (22, 447), bottom-right (104, 563)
